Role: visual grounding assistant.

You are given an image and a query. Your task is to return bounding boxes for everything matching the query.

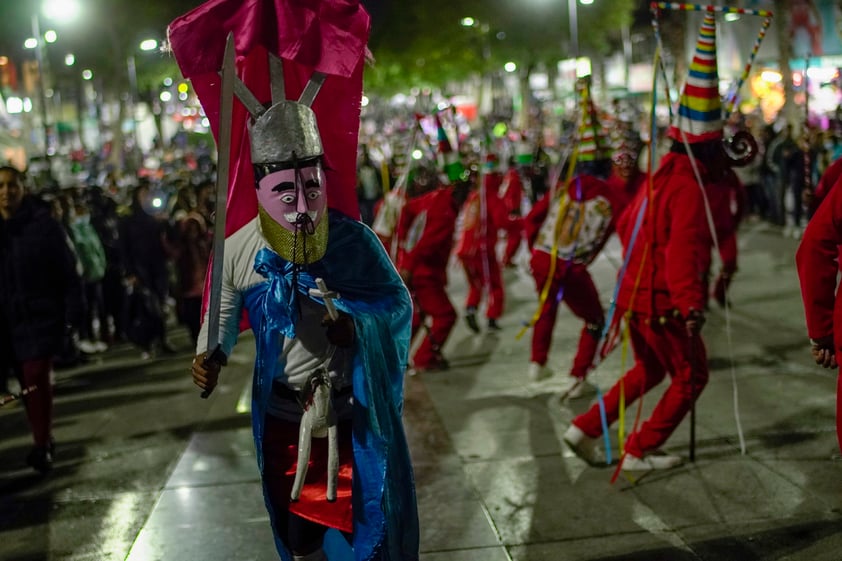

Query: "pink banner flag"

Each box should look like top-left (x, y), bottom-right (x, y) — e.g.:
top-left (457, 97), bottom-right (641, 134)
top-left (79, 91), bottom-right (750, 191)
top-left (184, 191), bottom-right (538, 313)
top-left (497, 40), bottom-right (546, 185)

top-left (168, 0), bottom-right (370, 236)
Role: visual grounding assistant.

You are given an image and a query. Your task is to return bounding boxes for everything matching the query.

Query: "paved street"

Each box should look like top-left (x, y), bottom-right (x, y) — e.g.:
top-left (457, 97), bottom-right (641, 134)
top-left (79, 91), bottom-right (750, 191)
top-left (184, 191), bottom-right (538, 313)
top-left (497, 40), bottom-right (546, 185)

top-left (2, 221), bottom-right (842, 561)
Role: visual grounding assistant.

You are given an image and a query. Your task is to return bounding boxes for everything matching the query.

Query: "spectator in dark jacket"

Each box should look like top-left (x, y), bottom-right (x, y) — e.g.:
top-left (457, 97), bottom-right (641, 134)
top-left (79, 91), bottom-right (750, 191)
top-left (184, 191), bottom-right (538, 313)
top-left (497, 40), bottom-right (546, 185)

top-left (119, 182), bottom-right (175, 357)
top-left (0, 166), bottom-right (83, 473)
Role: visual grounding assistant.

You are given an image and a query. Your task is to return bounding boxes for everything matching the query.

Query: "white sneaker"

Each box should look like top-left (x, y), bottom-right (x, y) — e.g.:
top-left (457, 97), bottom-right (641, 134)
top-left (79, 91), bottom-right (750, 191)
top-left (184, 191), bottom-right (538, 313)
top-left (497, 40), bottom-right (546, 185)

top-left (78, 340), bottom-right (99, 354)
top-left (563, 424), bottom-right (607, 466)
top-left (621, 451), bottom-right (683, 471)
top-left (528, 362), bottom-right (553, 382)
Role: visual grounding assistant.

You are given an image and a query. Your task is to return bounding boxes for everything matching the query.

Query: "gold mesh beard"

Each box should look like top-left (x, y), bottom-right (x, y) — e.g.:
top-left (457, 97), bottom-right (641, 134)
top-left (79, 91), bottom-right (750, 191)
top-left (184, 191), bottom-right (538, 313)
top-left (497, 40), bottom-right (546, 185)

top-left (258, 205), bottom-right (329, 264)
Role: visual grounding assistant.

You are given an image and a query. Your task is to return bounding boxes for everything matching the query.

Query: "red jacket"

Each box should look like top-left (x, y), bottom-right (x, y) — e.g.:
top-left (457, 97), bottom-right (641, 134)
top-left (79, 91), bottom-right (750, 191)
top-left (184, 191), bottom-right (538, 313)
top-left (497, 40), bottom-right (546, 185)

top-left (454, 174), bottom-right (510, 259)
top-left (524, 173), bottom-right (628, 266)
top-left (499, 168), bottom-right (525, 215)
top-left (796, 172), bottom-right (842, 352)
top-left (703, 168), bottom-right (745, 243)
top-left (395, 186), bottom-right (458, 280)
top-left (615, 152), bottom-right (710, 317)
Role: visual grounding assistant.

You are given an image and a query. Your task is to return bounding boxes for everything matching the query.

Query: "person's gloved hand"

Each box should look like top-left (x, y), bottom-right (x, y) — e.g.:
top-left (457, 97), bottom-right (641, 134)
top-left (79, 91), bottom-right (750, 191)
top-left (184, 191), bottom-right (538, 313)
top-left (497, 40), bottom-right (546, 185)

top-left (810, 335), bottom-right (837, 369)
top-left (685, 308), bottom-right (706, 337)
top-left (192, 351), bottom-right (226, 394)
top-left (324, 312), bottom-right (355, 348)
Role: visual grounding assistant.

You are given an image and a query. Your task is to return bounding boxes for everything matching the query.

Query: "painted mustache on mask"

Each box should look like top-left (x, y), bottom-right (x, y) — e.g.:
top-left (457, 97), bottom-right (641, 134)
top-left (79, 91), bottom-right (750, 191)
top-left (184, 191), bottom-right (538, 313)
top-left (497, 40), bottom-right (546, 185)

top-left (293, 212), bottom-right (316, 235)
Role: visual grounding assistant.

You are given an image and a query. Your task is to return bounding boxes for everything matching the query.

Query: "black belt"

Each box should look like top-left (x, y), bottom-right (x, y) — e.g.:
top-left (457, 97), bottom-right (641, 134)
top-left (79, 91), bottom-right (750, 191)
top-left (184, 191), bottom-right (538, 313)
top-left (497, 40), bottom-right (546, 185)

top-left (272, 380), bottom-right (353, 405)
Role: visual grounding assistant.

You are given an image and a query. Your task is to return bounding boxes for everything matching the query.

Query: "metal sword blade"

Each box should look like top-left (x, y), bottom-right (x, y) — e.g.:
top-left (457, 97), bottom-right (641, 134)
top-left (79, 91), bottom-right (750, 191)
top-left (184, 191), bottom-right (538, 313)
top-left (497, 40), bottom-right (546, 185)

top-left (205, 32), bottom-right (236, 356)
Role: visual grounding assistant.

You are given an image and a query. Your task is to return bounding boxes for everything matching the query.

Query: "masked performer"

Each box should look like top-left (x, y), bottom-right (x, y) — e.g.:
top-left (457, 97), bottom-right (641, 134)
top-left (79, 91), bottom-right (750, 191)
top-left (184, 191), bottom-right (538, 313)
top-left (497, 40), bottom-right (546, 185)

top-left (455, 154), bottom-right (511, 332)
top-left (395, 164), bottom-right (467, 373)
top-left (169, 2), bottom-right (419, 559)
top-left (564, 12), bottom-right (755, 471)
top-left (523, 78), bottom-right (628, 396)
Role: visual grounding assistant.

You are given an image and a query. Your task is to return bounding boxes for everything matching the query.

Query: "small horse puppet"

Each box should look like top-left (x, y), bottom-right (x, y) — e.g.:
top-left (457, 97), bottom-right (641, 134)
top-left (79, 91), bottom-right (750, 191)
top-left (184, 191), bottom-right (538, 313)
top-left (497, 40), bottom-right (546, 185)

top-left (291, 367), bottom-right (339, 502)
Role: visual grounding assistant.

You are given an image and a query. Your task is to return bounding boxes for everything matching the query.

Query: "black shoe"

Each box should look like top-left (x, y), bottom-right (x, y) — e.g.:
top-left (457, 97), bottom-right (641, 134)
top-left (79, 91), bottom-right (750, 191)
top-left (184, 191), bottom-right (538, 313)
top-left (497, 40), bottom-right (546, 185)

top-left (487, 319), bottom-right (501, 331)
top-left (26, 446), bottom-right (53, 474)
top-left (465, 309), bottom-right (480, 334)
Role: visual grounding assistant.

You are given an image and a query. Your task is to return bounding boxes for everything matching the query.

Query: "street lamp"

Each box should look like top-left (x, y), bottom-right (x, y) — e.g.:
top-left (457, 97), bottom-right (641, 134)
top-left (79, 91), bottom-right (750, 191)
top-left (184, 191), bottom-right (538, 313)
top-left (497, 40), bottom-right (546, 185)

top-left (28, 0), bottom-right (81, 175)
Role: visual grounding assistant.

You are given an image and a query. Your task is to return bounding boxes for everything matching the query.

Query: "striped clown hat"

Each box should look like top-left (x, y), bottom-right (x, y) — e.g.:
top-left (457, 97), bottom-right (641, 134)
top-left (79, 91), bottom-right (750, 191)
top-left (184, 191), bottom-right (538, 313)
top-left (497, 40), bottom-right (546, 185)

top-left (576, 78), bottom-right (610, 162)
top-left (669, 11), bottom-right (722, 143)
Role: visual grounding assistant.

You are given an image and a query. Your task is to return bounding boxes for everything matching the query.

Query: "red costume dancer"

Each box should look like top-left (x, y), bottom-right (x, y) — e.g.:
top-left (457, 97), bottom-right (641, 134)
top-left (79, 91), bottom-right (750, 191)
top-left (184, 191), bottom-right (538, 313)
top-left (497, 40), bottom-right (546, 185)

top-left (796, 171), bottom-right (842, 454)
top-left (455, 155), bottom-right (509, 332)
top-left (522, 77), bottom-right (623, 392)
top-left (703, 167), bottom-right (746, 308)
top-left (396, 176), bottom-right (464, 372)
top-left (565, 12), bottom-right (756, 472)
top-left (499, 160), bottom-right (526, 267)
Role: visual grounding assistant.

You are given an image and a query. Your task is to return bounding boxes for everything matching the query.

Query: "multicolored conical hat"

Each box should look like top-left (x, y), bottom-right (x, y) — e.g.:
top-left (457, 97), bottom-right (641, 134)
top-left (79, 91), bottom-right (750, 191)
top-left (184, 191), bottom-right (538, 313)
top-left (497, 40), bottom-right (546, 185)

top-left (576, 78), bottom-right (610, 162)
top-left (668, 11), bottom-right (722, 143)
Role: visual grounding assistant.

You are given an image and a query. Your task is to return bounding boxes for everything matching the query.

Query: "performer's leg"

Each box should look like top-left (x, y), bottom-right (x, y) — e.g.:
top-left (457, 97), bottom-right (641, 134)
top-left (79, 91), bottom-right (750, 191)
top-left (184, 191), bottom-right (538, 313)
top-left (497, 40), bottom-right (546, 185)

top-left (18, 358), bottom-right (53, 448)
top-left (563, 266), bottom-right (604, 379)
top-left (624, 321), bottom-right (709, 457)
top-left (572, 316), bottom-right (668, 437)
top-left (503, 223), bottom-right (522, 266)
top-left (412, 279), bottom-right (456, 369)
top-left (485, 255), bottom-right (505, 321)
top-left (461, 257), bottom-right (484, 310)
top-left (287, 514), bottom-right (330, 559)
top-left (529, 254), bottom-right (562, 366)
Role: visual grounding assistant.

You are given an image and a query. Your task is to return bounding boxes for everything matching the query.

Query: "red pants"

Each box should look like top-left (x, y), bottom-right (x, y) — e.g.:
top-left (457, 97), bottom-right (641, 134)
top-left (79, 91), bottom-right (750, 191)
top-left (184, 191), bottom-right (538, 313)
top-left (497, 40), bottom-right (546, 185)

top-left (410, 276), bottom-right (456, 368)
top-left (530, 252), bottom-right (603, 378)
top-left (572, 314), bottom-right (709, 457)
top-left (460, 253), bottom-right (504, 319)
top-left (18, 358), bottom-right (54, 447)
top-left (503, 223), bottom-right (523, 266)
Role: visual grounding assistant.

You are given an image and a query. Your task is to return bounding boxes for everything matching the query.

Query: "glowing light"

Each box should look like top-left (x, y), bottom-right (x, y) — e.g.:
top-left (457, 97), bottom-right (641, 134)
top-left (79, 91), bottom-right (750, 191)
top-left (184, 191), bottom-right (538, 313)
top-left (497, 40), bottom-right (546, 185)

top-left (724, 13), bottom-right (740, 22)
top-left (43, 0), bottom-right (81, 23)
top-left (6, 97), bottom-right (23, 114)
top-left (761, 70), bottom-right (782, 83)
top-left (160, 91), bottom-right (172, 102)
top-left (81, 69), bottom-right (93, 80)
top-left (460, 17), bottom-right (475, 27)
top-left (44, 30), bottom-right (57, 44)
top-left (139, 39), bottom-right (158, 52)
top-left (23, 98), bottom-right (32, 112)
top-left (504, 61), bottom-right (517, 73)
top-left (64, 53), bottom-right (75, 66)
top-left (178, 92), bottom-right (188, 101)
top-left (412, 149), bottom-right (424, 160)
top-left (580, 0), bottom-right (594, 4)
top-left (201, 117), bottom-right (210, 128)
top-left (361, 95), bottom-right (369, 107)
top-left (177, 83), bottom-right (189, 94)
top-left (24, 38), bottom-right (37, 49)
top-left (152, 197), bottom-right (163, 209)
top-left (163, 77), bottom-right (173, 87)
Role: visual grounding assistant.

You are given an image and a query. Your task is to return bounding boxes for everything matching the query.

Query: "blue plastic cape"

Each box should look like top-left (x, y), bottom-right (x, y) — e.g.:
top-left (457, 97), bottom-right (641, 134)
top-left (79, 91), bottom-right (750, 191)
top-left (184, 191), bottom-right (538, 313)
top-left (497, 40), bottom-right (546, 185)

top-left (242, 211), bottom-right (419, 560)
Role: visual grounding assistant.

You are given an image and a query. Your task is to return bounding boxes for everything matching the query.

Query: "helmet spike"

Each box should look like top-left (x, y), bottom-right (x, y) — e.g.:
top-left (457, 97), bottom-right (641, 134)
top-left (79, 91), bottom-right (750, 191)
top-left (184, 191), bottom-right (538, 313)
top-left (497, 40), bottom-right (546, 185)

top-left (298, 71), bottom-right (327, 107)
top-left (268, 51), bottom-right (286, 104)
